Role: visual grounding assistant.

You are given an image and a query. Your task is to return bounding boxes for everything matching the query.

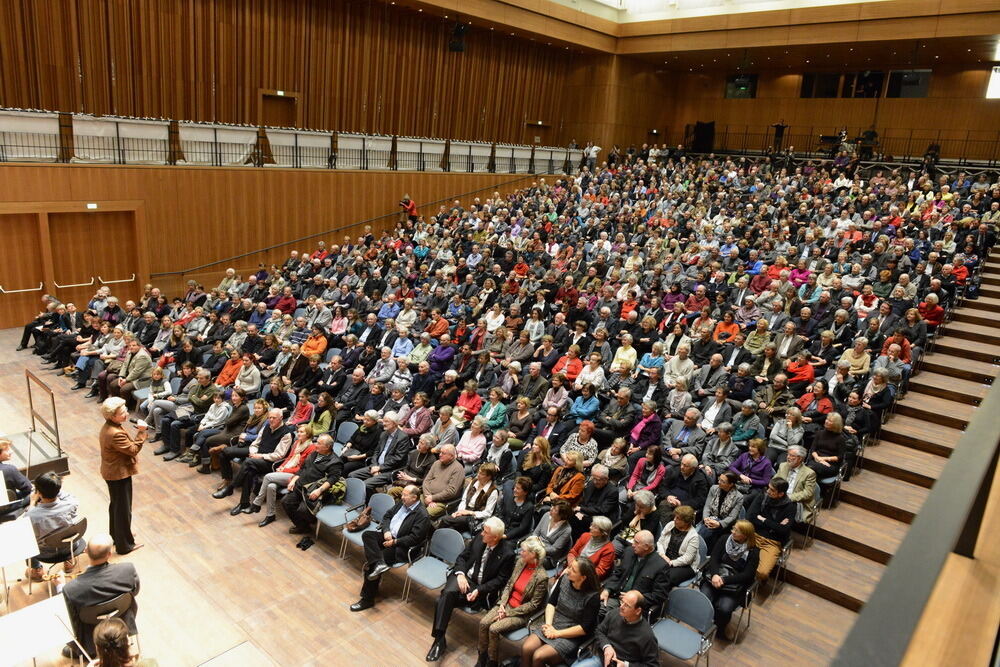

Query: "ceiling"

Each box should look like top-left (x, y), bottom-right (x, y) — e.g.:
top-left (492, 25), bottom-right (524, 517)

top-left (635, 37), bottom-right (1000, 71)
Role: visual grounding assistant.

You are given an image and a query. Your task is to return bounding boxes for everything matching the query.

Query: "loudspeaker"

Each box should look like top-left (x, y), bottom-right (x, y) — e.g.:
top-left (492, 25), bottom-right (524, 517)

top-left (692, 121), bottom-right (715, 153)
top-left (448, 23), bottom-right (466, 52)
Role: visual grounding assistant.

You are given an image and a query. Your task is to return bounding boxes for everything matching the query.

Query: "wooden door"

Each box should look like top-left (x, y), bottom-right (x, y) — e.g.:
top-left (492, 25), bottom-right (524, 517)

top-left (49, 211), bottom-right (139, 311)
top-left (0, 214), bottom-right (46, 329)
top-left (262, 94), bottom-right (296, 128)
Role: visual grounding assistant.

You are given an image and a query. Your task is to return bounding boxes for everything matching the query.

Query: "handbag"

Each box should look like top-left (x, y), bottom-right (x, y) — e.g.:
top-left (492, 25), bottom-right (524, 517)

top-left (716, 564), bottom-right (746, 593)
top-left (346, 505), bottom-right (373, 532)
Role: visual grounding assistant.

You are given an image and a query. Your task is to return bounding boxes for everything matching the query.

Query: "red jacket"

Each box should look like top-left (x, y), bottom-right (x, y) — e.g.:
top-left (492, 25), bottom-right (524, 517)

top-left (568, 534), bottom-right (616, 580)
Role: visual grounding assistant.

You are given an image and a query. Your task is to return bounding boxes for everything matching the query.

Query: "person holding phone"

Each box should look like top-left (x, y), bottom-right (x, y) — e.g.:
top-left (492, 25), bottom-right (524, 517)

top-left (99, 397), bottom-right (146, 555)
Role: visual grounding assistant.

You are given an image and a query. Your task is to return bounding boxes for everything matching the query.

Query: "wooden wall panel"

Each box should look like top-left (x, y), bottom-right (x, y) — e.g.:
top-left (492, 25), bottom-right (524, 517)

top-left (0, 214), bottom-right (46, 329)
top-left (665, 65), bottom-right (1000, 159)
top-left (0, 0), bottom-right (576, 144)
top-left (0, 164), bottom-right (557, 307)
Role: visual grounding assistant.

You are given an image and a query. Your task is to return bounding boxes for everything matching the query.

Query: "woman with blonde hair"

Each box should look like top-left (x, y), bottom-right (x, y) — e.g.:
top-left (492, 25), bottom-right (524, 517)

top-left (477, 536), bottom-right (550, 667)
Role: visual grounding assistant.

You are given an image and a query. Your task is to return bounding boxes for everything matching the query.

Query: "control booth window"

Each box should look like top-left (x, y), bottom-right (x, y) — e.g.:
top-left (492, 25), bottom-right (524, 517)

top-left (886, 70), bottom-right (931, 98)
top-left (800, 73), bottom-right (841, 98)
top-left (725, 74), bottom-right (758, 99)
top-left (842, 71), bottom-right (885, 98)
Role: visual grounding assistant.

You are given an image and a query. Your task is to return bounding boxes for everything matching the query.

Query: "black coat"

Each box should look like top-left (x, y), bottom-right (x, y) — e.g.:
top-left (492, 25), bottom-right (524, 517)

top-left (453, 536), bottom-right (517, 604)
top-left (604, 547), bottom-right (670, 606)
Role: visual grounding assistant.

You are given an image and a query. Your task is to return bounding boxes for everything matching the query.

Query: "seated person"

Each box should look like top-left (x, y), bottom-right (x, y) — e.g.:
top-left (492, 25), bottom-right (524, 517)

top-left (575, 589), bottom-right (659, 667)
top-left (566, 516), bottom-right (616, 581)
top-left (280, 434), bottom-right (344, 537)
top-left (531, 499), bottom-right (574, 569)
top-left (347, 411), bottom-right (411, 487)
top-left (600, 530), bottom-right (668, 618)
top-left (570, 464), bottom-right (618, 538)
top-left (612, 489), bottom-right (661, 557)
top-left (243, 424), bottom-right (317, 527)
top-left (657, 454), bottom-right (710, 515)
top-left (663, 408), bottom-right (708, 467)
top-left (621, 445), bottom-right (666, 505)
top-left (223, 409), bottom-right (294, 514)
top-left (388, 439), bottom-right (463, 514)
top-left (495, 476), bottom-right (536, 542)
top-left (25, 472), bottom-right (84, 581)
top-left (0, 437), bottom-right (32, 522)
top-left (520, 557), bottom-right (601, 667)
top-left (538, 451), bottom-right (586, 513)
top-left (772, 445), bottom-right (818, 524)
top-left (477, 536), bottom-right (550, 667)
top-left (351, 484), bottom-right (431, 612)
top-left (655, 505), bottom-right (704, 588)
top-left (92, 617), bottom-right (151, 667)
top-left (425, 517), bottom-right (516, 662)
top-left (746, 478), bottom-right (795, 580)
top-left (340, 410), bottom-right (382, 476)
top-left (697, 471), bottom-right (744, 552)
top-left (699, 519), bottom-right (761, 639)
top-left (61, 534), bottom-right (140, 659)
top-left (439, 462), bottom-right (501, 533)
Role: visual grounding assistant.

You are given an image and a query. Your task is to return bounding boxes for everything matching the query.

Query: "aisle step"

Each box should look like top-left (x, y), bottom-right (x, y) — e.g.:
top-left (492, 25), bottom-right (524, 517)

top-left (952, 310), bottom-right (999, 328)
top-left (982, 275), bottom-right (1000, 286)
top-left (862, 441), bottom-right (946, 488)
top-left (810, 504), bottom-right (907, 564)
top-left (783, 540), bottom-right (885, 612)
top-left (933, 339), bottom-right (1000, 364)
top-left (907, 372), bottom-right (989, 406)
top-left (878, 415), bottom-right (962, 457)
top-left (920, 353), bottom-right (998, 384)
top-left (840, 471), bottom-right (928, 523)
top-left (894, 392), bottom-right (976, 430)
top-left (969, 294), bottom-right (1000, 310)
top-left (946, 320), bottom-right (1000, 345)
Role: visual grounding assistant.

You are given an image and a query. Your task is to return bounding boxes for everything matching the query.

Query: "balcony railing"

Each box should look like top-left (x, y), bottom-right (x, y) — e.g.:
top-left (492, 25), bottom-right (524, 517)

top-left (0, 109), bottom-right (583, 174)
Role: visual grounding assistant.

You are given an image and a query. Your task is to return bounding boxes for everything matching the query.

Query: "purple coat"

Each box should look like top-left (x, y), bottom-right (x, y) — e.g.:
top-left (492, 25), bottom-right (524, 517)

top-left (428, 344), bottom-right (456, 376)
top-left (728, 452), bottom-right (774, 488)
top-left (629, 413), bottom-right (662, 451)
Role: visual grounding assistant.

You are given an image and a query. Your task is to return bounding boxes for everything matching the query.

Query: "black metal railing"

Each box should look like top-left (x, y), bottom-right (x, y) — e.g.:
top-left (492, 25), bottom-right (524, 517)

top-left (833, 374), bottom-right (1000, 666)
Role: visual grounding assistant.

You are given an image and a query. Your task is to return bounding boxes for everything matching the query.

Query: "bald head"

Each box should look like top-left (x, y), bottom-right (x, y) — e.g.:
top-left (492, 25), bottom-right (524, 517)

top-left (86, 534), bottom-right (115, 564)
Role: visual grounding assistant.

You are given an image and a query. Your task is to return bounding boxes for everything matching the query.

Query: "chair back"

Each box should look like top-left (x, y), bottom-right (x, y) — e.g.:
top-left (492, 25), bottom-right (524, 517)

top-left (325, 348), bottom-right (342, 363)
top-left (169, 377), bottom-right (183, 394)
top-left (428, 528), bottom-right (466, 564)
top-left (335, 421), bottom-right (359, 445)
top-left (343, 477), bottom-right (367, 507)
top-left (695, 534), bottom-right (708, 569)
top-left (369, 493), bottom-right (395, 523)
top-left (666, 588), bottom-right (715, 634)
top-left (78, 592), bottom-right (134, 625)
top-left (39, 517), bottom-right (87, 554)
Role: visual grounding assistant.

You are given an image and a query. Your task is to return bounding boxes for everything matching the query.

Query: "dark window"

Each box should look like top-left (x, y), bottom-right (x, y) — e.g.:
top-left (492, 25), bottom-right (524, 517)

top-left (725, 74), bottom-right (758, 99)
top-left (886, 70), bottom-right (931, 98)
top-left (842, 71), bottom-right (885, 98)
top-left (801, 73), bottom-right (841, 98)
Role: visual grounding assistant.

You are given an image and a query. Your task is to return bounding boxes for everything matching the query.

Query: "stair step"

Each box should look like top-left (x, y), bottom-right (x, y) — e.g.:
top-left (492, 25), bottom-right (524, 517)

top-left (750, 586), bottom-right (859, 664)
top-left (784, 540), bottom-right (885, 612)
top-left (920, 353), bottom-right (999, 384)
top-left (934, 339), bottom-right (1000, 364)
top-left (840, 471), bottom-right (928, 523)
top-left (966, 295), bottom-right (1000, 312)
top-left (894, 392), bottom-right (976, 430)
top-left (810, 503), bottom-right (907, 564)
top-left (946, 320), bottom-right (1000, 345)
top-left (982, 275), bottom-right (1000, 286)
top-left (878, 415), bottom-right (962, 457)
top-left (908, 372), bottom-right (989, 406)
top-left (952, 310), bottom-right (999, 328)
top-left (862, 441), bottom-right (946, 488)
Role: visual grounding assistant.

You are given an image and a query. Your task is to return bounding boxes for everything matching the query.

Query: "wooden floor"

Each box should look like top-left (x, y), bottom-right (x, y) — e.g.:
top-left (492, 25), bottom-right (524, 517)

top-left (1, 325), bottom-right (855, 667)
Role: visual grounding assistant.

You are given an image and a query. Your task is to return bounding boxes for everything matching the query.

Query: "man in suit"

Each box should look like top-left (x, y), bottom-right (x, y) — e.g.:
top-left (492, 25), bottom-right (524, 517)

top-left (351, 484), bottom-right (431, 611)
top-left (632, 367), bottom-right (670, 414)
top-left (61, 534), bottom-right (140, 658)
top-left (425, 517), bottom-right (516, 661)
top-left (533, 405), bottom-right (571, 450)
top-left (99, 397), bottom-right (146, 555)
top-left (771, 445), bottom-right (818, 523)
top-left (334, 368), bottom-right (370, 424)
top-left (763, 299), bottom-right (789, 333)
top-left (600, 530), bottom-right (668, 616)
top-left (108, 339), bottom-right (154, 409)
top-left (692, 354), bottom-right (729, 400)
top-left (282, 434), bottom-right (344, 536)
top-left (720, 334), bottom-right (755, 372)
top-left (348, 412), bottom-right (412, 486)
top-left (772, 321), bottom-right (805, 360)
top-left (663, 408), bottom-right (708, 465)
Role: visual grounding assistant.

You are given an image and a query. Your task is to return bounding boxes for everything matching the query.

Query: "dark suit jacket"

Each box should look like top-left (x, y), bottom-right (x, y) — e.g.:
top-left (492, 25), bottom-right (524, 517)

top-left (63, 562), bottom-right (140, 655)
top-left (533, 419), bottom-right (570, 449)
top-left (604, 547), bottom-right (670, 606)
top-left (368, 428), bottom-right (412, 471)
top-left (719, 343), bottom-right (754, 370)
top-left (453, 536), bottom-right (516, 603)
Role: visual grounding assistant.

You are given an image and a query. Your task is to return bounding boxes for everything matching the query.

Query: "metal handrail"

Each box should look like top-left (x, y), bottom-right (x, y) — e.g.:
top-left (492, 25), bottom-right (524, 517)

top-left (98, 273), bottom-right (136, 285)
top-left (0, 281), bottom-right (43, 294)
top-left (52, 277), bottom-right (95, 289)
top-left (833, 378), bottom-right (1000, 667)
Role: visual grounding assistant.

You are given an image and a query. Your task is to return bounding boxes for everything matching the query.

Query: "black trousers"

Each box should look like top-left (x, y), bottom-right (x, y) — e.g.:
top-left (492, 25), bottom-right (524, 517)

top-left (106, 477), bottom-right (135, 553)
top-left (359, 530), bottom-right (404, 601)
top-left (433, 574), bottom-right (485, 638)
top-left (664, 564), bottom-right (695, 588)
top-left (699, 580), bottom-right (742, 629)
top-left (219, 445), bottom-right (250, 482)
top-left (281, 489), bottom-right (317, 530)
top-left (234, 458), bottom-right (273, 505)
top-left (20, 319), bottom-right (46, 347)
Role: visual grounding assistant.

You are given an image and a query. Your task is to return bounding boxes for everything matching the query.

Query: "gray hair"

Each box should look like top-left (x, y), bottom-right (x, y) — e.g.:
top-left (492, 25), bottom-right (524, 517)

top-left (100, 397), bottom-right (127, 421)
top-left (716, 422), bottom-right (734, 434)
top-left (633, 489), bottom-right (655, 509)
top-left (788, 444), bottom-right (807, 458)
top-left (383, 411), bottom-right (400, 424)
top-left (520, 535), bottom-right (547, 562)
top-left (591, 516), bottom-right (613, 536)
top-left (483, 516), bottom-right (506, 538)
top-left (591, 464), bottom-right (609, 479)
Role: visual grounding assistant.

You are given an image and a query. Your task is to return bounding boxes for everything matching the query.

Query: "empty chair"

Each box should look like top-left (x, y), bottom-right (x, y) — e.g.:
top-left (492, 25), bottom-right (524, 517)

top-left (402, 528), bottom-right (466, 602)
top-left (652, 588), bottom-right (716, 667)
top-left (315, 477), bottom-right (366, 539)
top-left (339, 493), bottom-right (395, 559)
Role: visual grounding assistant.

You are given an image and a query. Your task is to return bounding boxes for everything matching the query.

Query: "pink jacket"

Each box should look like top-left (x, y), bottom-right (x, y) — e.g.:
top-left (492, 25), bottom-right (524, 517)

top-left (627, 460), bottom-right (666, 492)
